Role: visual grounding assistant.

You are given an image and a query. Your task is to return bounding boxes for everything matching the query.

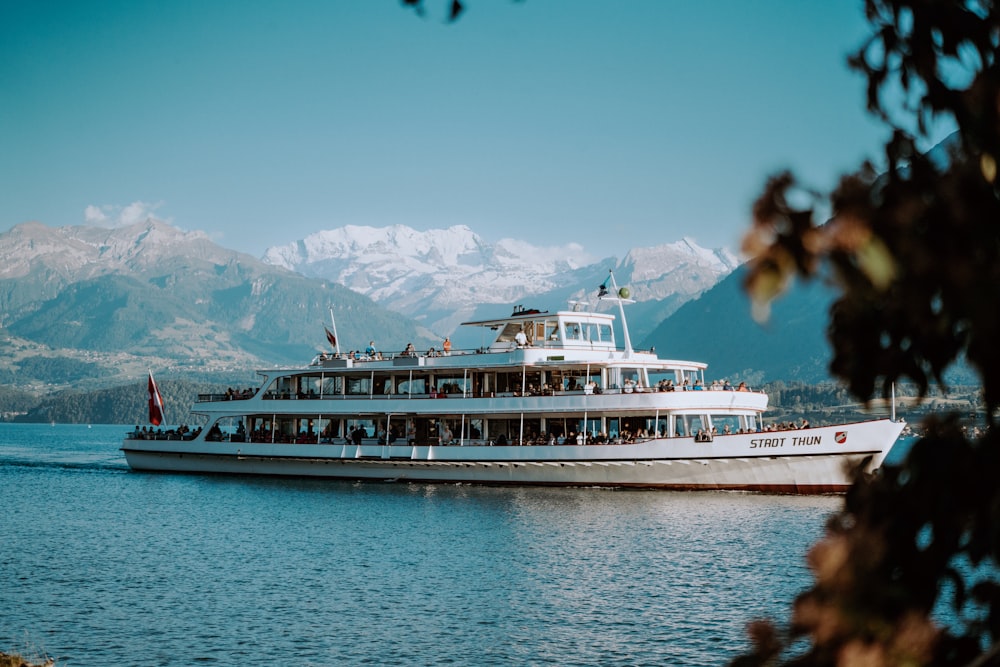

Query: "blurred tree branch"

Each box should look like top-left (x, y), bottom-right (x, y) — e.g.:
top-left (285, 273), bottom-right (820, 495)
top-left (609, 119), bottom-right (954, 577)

top-left (735, 1), bottom-right (1000, 665)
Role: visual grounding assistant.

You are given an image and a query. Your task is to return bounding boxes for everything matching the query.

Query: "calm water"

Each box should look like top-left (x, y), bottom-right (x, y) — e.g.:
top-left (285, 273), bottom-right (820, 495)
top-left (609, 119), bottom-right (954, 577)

top-left (1, 424), bottom-right (862, 666)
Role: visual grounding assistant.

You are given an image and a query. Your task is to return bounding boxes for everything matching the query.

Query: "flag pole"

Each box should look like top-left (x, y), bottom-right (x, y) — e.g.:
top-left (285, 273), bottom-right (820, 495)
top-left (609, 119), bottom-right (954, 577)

top-left (329, 306), bottom-right (341, 356)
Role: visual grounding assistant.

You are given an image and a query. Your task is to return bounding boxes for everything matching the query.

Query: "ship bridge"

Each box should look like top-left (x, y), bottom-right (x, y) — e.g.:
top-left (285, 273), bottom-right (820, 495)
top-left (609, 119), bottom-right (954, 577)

top-left (462, 308), bottom-right (617, 353)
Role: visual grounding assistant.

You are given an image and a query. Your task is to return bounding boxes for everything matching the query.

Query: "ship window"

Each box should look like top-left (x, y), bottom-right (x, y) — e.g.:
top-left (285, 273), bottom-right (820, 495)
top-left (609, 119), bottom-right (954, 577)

top-left (648, 370), bottom-right (680, 388)
top-left (710, 415), bottom-right (741, 435)
top-left (495, 372), bottom-right (524, 394)
top-left (297, 376), bottom-right (320, 398)
top-left (495, 322), bottom-right (523, 344)
top-left (522, 418), bottom-right (542, 444)
top-left (621, 368), bottom-right (643, 388)
top-left (346, 377), bottom-right (370, 395)
top-left (320, 376), bottom-right (342, 397)
top-left (397, 377), bottom-right (427, 395)
top-left (435, 376), bottom-right (470, 395)
top-left (346, 419), bottom-right (375, 439)
top-left (623, 417), bottom-right (665, 438)
top-left (545, 321), bottom-right (559, 341)
top-left (598, 323), bottom-right (613, 343)
top-left (676, 415), bottom-right (707, 437)
top-left (267, 377), bottom-right (294, 399)
top-left (487, 418), bottom-right (526, 444)
top-left (576, 418), bottom-right (601, 440)
top-left (464, 419), bottom-right (483, 441)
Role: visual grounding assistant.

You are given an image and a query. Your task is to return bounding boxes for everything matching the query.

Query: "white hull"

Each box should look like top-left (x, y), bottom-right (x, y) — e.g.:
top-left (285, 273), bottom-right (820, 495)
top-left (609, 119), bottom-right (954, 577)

top-left (123, 420), bottom-right (905, 493)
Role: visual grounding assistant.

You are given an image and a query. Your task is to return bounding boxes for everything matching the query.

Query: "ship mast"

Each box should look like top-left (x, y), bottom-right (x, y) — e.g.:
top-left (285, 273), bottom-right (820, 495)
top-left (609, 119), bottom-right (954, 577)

top-left (602, 270), bottom-right (635, 358)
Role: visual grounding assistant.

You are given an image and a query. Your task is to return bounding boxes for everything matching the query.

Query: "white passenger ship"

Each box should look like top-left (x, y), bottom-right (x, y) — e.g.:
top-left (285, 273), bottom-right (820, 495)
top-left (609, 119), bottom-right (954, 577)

top-left (122, 276), bottom-right (904, 493)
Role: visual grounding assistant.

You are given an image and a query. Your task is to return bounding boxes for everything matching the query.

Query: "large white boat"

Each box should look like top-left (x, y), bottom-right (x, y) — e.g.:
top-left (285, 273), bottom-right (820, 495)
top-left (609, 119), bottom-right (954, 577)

top-left (122, 276), bottom-right (904, 493)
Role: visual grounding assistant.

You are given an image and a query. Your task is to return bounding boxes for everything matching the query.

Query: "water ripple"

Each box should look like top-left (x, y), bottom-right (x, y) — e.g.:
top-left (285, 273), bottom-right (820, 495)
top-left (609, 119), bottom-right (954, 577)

top-left (1, 424), bottom-right (838, 666)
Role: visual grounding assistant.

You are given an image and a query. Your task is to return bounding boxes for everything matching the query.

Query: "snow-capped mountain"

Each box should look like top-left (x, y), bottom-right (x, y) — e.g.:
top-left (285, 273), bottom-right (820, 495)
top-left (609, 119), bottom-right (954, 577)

top-left (262, 224), bottom-right (740, 337)
top-left (0, 220), bottom-right (430, 376)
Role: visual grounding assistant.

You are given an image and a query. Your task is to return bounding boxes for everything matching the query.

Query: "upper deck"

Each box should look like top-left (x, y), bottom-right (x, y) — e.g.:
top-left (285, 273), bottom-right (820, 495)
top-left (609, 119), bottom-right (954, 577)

top-left (303, 306), bottom-right (706, 377)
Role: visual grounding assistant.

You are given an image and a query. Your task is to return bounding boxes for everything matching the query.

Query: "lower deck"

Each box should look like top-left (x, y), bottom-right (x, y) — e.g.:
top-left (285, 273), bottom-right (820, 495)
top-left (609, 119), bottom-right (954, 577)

top-left (123, 419), bottom-right (906, 493)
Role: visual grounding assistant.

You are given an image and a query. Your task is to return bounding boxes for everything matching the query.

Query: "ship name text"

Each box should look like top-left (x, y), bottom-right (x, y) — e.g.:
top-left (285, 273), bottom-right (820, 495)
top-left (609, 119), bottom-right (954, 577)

top-left (749, 435), bottom-right (822, 449)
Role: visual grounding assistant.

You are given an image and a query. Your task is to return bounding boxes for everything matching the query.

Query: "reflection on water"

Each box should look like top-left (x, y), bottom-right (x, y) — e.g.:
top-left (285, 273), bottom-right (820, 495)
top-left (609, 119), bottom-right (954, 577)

top-left (1, 424), bottom-right (845, 665)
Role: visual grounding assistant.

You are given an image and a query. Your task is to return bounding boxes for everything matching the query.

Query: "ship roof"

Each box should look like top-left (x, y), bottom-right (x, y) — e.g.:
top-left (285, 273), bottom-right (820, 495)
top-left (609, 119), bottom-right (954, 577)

top-left (461, 308), bottom-right (615, 329)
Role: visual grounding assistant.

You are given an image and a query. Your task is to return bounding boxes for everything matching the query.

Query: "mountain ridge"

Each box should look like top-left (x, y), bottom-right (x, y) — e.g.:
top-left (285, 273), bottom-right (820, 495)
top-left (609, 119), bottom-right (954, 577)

top-left (262, 223), bottom-right (740, 337)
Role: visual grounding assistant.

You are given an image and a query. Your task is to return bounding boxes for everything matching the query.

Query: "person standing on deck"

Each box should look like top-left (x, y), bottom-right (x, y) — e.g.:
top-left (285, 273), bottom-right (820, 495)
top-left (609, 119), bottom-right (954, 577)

top-left (442, 337), bottom-right (452, 356)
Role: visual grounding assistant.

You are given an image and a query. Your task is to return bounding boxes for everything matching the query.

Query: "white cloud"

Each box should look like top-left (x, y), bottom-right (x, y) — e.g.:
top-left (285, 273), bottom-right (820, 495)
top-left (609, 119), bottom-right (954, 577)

top-left (82, 201), bottom-right (170, 228)
top-left (83, 205), bottom-right (109, 225)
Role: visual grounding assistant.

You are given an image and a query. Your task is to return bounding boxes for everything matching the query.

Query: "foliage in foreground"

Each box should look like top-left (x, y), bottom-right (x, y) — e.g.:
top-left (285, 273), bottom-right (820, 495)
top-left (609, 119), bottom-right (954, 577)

top-left (0, 650), bottom-right (53, 667)
top-left (733, 1), bottom-right (1000, 665)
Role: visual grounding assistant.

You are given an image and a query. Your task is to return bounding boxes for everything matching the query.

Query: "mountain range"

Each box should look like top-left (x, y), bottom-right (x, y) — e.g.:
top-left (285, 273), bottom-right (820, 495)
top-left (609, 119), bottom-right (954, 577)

top-left (0, 217), bottom-right (847, 402)
top-left (0, 220), bottom-right (430, 391)
top-left (262, 224), bottom-right (739, 342)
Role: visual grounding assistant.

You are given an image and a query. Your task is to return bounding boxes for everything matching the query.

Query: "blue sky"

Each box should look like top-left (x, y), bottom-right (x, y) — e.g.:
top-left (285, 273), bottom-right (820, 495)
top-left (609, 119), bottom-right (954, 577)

top-left (0, 1), bottom-right (951, 260)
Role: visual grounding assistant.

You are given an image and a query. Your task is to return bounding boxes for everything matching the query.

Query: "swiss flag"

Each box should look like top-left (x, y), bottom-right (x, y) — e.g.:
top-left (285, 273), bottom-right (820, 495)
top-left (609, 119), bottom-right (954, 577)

top-left (148, 371), bottom-right (165, 426)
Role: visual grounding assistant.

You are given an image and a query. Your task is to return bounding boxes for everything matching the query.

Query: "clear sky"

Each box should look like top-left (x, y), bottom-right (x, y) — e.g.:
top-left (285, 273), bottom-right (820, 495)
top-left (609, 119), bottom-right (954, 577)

top-left (0, 0), bottom-right (951, 260)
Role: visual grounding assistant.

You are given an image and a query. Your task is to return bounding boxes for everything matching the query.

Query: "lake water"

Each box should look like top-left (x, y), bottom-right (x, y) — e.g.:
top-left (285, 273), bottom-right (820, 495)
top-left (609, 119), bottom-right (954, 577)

top-left (0, 423), bottom-right (885, 666)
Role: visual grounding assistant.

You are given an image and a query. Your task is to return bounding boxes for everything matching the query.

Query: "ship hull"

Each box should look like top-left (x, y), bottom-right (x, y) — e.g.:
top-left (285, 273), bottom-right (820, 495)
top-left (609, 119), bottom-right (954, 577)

top-left (122, 419), bottom-right (904, 494)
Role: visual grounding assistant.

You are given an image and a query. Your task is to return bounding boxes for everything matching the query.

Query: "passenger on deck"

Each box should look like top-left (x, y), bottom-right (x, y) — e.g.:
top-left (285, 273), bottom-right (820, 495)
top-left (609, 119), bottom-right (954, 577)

top-left (442, 337), bottom-right (452, 355)
top-left (365, 341), bottom-right (377, 358)
top-left (515, 330), bottom-right (528, 347)
top-left (404, 343), bottom-right (416, 357)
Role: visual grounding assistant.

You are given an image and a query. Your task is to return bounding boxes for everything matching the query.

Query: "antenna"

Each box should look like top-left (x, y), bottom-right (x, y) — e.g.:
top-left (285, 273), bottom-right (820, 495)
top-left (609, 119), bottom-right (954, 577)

top-left (602, 270), bottom-right (635, 358)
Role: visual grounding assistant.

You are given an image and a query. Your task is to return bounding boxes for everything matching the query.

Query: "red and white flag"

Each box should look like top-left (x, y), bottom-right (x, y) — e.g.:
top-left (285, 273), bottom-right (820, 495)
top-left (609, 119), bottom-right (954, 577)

top-left (148, 371), bottom-right (165, 426)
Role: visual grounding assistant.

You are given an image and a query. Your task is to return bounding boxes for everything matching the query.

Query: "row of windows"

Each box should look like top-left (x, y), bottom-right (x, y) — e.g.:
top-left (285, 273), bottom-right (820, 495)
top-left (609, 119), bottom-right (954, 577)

top-left (214, 413), bottom-right (759, 444)
top-left (261, 366), bottom-right (707, 399)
